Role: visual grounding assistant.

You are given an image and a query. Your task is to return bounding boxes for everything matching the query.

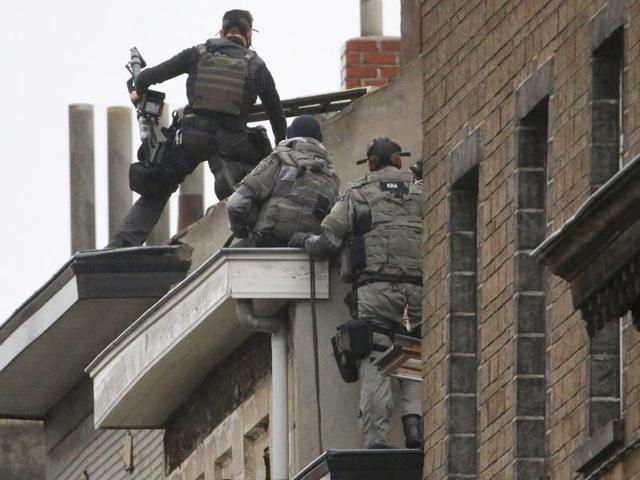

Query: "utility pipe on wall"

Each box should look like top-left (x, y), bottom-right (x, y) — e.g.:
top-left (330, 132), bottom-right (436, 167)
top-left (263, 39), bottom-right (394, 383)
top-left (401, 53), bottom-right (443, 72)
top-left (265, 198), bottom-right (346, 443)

top-left (236, 301), bottom-right (289, 480)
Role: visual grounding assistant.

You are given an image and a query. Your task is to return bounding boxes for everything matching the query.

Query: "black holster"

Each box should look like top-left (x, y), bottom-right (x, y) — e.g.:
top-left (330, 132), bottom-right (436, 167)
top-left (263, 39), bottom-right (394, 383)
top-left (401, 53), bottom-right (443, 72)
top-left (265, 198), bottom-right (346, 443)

top-left (331, 318), bottom-right (373, 383)
top-left (129, 161), bottom-right (179, 197)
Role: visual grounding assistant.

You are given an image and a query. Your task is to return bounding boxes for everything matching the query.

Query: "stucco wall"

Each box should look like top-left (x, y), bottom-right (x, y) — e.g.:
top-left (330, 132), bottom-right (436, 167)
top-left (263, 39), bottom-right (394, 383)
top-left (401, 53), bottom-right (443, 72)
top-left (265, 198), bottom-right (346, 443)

top-left (320, 57), bottom-right (424, 187)
top-left (0, 419), bottom-right (45, 480)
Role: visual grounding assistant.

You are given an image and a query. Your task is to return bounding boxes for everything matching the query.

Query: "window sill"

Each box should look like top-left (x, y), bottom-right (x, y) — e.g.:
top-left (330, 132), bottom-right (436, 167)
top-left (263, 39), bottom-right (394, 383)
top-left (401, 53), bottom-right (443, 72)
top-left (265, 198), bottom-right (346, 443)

top-left (574, 419), bottom-right (624, 475)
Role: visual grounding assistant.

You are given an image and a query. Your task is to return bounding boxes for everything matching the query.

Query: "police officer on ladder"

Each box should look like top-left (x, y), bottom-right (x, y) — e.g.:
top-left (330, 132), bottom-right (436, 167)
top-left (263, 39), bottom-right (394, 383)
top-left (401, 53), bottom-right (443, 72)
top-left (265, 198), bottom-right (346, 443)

top-left (227, 115), bottom-right (339, 247)
top-left (289, 138), bottom-right (424, 449)
top-left (108, 9), bottom-right (286, 248)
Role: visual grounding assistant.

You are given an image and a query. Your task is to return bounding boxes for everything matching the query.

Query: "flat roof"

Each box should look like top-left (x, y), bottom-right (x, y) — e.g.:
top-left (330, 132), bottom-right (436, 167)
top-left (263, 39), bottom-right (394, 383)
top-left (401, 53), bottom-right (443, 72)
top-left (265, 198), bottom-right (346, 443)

top-left (0, 246), bottom-right (191, 419)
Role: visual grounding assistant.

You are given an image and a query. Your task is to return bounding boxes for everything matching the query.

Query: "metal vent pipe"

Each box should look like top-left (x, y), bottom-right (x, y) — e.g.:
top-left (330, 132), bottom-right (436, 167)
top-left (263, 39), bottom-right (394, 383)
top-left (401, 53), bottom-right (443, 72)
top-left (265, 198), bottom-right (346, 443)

top-left (107, 106), bottom-right (133, 238)
top-left (69, 104), bottom-right (96, 253)
top-left (360, 0), bottom-right (383, 36)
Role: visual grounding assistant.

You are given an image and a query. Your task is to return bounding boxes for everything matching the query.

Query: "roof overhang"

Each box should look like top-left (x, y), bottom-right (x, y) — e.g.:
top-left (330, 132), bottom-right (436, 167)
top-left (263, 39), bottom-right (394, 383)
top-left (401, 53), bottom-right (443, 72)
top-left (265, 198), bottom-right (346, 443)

top-left (532, 154), bottom-right (640, 334)
top-left (0, 246), bottom-right (191, 419)
top-left (87, 248), bottom-right (328, 429)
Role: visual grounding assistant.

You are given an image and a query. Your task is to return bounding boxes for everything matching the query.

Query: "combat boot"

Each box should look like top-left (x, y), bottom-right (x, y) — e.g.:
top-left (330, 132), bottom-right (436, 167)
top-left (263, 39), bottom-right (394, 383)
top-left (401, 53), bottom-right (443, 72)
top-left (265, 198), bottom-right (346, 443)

top-left (402, 414), bottom-right (423, 449)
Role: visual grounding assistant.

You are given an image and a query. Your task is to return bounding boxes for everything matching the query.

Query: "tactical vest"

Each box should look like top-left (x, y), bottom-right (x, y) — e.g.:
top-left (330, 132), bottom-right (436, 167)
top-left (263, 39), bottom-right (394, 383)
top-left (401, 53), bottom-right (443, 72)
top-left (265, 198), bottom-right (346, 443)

top-left (192, 43), bottom-right (255, 115)
top-left (341, 170), bottom-right (423, 283)
top-left (253, 144), bottom-right (339, 240)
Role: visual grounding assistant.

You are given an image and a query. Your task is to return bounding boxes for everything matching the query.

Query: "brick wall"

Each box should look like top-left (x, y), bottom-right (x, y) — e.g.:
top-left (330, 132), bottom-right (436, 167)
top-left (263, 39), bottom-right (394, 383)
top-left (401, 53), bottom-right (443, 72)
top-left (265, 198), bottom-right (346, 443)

top-left (420, 0), bottom-right (640, 479)
top-left (341, 36), bottom-right (401, 89)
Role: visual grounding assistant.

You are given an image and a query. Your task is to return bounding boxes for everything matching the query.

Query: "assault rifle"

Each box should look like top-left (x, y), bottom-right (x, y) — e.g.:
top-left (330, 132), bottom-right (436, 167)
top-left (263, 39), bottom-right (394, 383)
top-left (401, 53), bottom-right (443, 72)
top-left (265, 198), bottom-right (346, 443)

top-left (126, 47), bottom-right (172, 166)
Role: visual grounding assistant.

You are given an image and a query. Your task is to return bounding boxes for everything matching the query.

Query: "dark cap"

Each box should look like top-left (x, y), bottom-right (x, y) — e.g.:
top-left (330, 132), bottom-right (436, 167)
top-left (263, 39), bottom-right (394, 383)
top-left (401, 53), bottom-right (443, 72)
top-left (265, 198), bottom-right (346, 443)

top-left (357, 137), bottom-right (410, 165)
top-left (287, 115), bottom-right (323, 142)
top-left (222, 9), bottom-right (253, 35)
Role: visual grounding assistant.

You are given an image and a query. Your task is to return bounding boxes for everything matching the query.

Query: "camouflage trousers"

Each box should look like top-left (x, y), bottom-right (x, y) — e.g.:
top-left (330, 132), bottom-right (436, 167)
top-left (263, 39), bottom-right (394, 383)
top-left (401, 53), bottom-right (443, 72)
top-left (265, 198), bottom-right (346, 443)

top-left (356, 281), bottom-right (423, 447)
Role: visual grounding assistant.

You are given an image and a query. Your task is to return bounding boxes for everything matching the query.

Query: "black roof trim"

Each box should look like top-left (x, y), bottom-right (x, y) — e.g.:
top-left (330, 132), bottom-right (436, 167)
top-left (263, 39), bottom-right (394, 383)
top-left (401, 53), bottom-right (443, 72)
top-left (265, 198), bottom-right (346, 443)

top-left (293, 449), bottom-right (423, 480)
top-left (0, 246), bottom-right (191, 343)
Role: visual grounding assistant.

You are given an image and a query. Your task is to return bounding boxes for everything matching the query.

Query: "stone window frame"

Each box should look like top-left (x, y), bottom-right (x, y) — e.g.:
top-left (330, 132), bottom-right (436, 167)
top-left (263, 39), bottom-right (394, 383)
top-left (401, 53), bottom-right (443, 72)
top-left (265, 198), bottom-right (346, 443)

top-left (513, 58), bottom-right (553, 480)
top-left (446, 129), bottom-right (482, 478)
top-left (573, 5), bottom-right (628, 474)
top-left (587, 23), bottom-right (625, 438)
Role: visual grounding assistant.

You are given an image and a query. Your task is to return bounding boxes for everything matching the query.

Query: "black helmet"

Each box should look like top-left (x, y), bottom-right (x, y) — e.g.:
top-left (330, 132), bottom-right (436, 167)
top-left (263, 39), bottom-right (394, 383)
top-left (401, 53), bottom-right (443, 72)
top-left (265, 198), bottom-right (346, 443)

top-left (222, 9), bottom-right (253, 35)
top-left (356, 137), bottom-right (410, 166)
top-left (367, 137), bottom-right (402, 164)
top-left (287, 115), bottom-right (323, 142)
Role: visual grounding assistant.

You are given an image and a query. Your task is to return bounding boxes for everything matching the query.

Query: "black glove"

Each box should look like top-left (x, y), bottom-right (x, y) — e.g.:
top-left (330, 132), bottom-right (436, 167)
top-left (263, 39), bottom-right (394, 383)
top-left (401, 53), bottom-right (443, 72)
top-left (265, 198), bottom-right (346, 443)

top-left (288, 232), bottom-right (311, 248)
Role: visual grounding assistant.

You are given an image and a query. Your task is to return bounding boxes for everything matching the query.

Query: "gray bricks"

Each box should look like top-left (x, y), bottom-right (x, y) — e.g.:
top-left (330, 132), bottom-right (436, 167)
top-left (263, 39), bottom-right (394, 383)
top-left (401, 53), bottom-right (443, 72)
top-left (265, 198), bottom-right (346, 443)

top-left (445, 139), bottom-right (480, 478)
top-left (514, 419), bottom-right (546, 458)
top-left (448, 396), bottom-right (477, 434)
top-left (513, 95), bottom-right (549, 478)
top-left (516, 337), bottom-right (546, 375)
top-left (514, 253), bottom-right (544, 292)
top-left (515, 211), bottom-right (546, 250)
top-left (515, 294), bottom-right (545, 334)
top-left (449, 315), bottom-right (477, 353)
top-left (516, 377), bottom-right (546, 417)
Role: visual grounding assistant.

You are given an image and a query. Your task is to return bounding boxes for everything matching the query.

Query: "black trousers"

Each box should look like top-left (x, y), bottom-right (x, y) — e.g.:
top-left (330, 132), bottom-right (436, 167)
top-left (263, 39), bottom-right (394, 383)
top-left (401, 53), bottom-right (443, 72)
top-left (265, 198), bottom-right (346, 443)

top-left (108, 115), bottom-right (263, 248)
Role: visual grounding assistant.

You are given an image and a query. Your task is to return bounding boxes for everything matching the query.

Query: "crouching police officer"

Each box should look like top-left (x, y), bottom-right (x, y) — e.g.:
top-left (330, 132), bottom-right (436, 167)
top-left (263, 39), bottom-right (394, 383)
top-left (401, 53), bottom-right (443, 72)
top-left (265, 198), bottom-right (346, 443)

top-left (289, 138), bottom-right (423, 449)
top-left (227, 115), bottom-right (340, 247)
top-left (108, 9), bottom-right (286, 248)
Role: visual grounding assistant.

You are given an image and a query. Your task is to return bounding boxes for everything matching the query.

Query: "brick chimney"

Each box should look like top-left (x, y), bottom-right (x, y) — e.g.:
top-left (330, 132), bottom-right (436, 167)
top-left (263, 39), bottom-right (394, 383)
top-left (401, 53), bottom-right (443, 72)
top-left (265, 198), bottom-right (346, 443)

top-left (341, 38), bottom-right (401, 89)
top-left (341, 0), bottom-right (401, 89)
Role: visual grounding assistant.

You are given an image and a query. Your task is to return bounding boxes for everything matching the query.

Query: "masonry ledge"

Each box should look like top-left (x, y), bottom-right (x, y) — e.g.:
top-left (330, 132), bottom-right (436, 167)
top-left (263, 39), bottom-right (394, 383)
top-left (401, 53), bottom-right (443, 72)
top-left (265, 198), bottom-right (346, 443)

top-left (532, 155), bottom-right (640, 334)
top-left (532, 154), bottom-right (640, 280)
top-left (0, 246), bottom-right (191, 419)
top-left (574, 419), bottom-right (624, 474)
top-left (87, 248), bottom-right (328, 429)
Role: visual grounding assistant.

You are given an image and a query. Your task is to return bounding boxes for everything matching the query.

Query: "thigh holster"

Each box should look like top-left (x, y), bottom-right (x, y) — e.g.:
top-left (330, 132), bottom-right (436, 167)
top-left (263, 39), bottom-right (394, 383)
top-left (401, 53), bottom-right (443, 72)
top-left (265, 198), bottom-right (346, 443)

top-left (331, 318), bottom-right (373, 383)
top-left (129, 162), bottom-right (180, 197)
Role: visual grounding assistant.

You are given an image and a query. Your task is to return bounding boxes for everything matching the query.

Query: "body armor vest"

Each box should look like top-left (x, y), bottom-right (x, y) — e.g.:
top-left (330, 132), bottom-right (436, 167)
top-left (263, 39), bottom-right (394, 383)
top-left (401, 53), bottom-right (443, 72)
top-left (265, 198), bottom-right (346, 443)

top-left (342, 170), bottom-right (423, 283)
top-left (254, 143), bottom-right (339, 240)
top-left (192, 43), bottom-right (255, 115)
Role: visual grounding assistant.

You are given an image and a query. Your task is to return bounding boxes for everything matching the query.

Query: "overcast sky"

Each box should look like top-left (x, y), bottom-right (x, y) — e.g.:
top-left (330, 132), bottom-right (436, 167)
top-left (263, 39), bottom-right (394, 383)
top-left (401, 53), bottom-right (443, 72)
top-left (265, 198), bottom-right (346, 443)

top-left (0, 1), bottom-right (400, 322)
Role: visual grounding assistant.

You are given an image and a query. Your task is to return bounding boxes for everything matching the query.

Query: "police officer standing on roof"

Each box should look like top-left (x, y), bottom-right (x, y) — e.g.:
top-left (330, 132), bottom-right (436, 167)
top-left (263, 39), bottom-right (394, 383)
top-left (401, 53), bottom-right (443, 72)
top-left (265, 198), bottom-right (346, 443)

top-left (289, 138), bottom-right (424, 450)
top-left (108, 9), bottom-right (287, 248)
top-left (227, 115), bottom-right (339, 247)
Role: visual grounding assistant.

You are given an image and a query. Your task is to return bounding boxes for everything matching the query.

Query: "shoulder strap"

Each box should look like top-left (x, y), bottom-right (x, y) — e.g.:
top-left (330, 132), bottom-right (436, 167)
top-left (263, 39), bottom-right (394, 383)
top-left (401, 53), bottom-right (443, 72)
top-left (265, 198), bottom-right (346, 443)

top-left (196, 43), bottom-right (207, 55)
top-left (274, 148), bottom-right (299, 168)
